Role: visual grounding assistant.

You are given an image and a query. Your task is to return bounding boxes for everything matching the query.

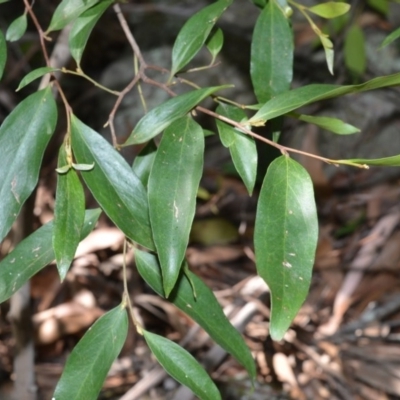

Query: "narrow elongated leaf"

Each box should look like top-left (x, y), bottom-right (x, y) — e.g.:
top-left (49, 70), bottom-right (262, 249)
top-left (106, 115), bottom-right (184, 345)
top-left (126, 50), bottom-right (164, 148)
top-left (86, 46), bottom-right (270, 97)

top-left (124, 86), bottom-right (228, 145)
top-left (381, 26), bottom-right (400, 48)
top-left (54, 304), bottom-right (128, 400)
top-left (0, 209), bottom-right (101, 303)
top-left (320, 34), bottom-right (334, 75)
top-left (206, 28), bottom-right (224, 64)
top-left (254, 156), bottom-right (318, 340)
top-left (290, 113), bottom-right (360, 134)
top-left (249, 72), bottom-right (400, 126)
top-left (148, 116), bottom-right (204, 296)
top-left (339, 155), bottom-right (400, 167)
top-left (0, 30), bottom-right (6, 81)
top-left (71, 116), bottom-right (154, 250)
top-left (143, 330), bottom-right (221, 400)
top-left (135, 250), bottom-right (256, 380)
top-left (16, 67), bottom-right (59, 91)
top-left (344, 25), bottom-right (366, 76)
top-left (308, 2), bottom-right (350, 18)
top-left (47, 0), bottom-right (100, 32)
top-left (0, 87), bottom-right (57, 243)
top-left (216, 104), bottom-right (257, 194)
top-left (131, 140), bottom-right (157, 187)
top-left (6, 14), bottom-right (27, 42)
top-left (170, 0), bottom-right (232, 77)
top-left (53, 146), bottom-right (85, 281)
top-left (69, 0), bottom-right (113, 66)
top-left (250, 0), bottom-right (293, 103)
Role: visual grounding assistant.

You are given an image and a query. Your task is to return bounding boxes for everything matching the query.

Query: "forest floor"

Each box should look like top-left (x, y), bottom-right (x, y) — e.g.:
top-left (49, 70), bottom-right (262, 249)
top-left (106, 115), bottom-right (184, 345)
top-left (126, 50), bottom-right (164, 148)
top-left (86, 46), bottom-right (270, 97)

top-left (2, 136), bottom-right (400, 400)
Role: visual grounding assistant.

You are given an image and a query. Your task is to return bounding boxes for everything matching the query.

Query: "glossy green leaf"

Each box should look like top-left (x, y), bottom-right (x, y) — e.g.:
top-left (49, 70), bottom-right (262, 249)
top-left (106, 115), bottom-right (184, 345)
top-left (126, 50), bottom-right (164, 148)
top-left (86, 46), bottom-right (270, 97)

top-left (69, 0), bottom-right (113, 66)
top-left (250, 0), bottom-right (293, 103)
top-left (0, 209), bottom-right (101, 303)
top-left (216, 104), bottom-right (257, 194)
top-left (47, 0), bottom-right (100, 33)
top-left (249, 72), bottom-right (400, 126)
top-left (143, 330), bottom-right (221, 400)
top-left (148, 116), bottom-right (204, 296)
top-left (344, 25), bottom-right (366, 76)
top-left (0, 87), bottom-right (57, 243)
top-left (135, 249), bottom-right (256, 380)
top-left (381, 26), bottom-right (400, 48)
top-left (308, 2), bottom-right (350, 18)
top-left (206, 28), bottom-right (224, 64)
top-left (0, 30), bottom-right (6, 80)
top-left (170, 0), bottom-right (232, 77)
top-left (6, 14), bottom-right (27, 42)
top-left (131, 140), bottom-right (157, 187)
top-left (54, 304), bottom-right (128, 400)
top-left (254, 156), bottom-right (318, 340)
top-left (339, 155), bottom-right (400, 167)
top-left (16, 67), bottom-right (59, 91)
top-left (290, 112), bottom-right (360, 134)
top-left (71, 116), bottom-right (155, 250)
top-left (124, 86), bottom-right (228, 146)
top-left (53, 146), bottom-right (85, 281)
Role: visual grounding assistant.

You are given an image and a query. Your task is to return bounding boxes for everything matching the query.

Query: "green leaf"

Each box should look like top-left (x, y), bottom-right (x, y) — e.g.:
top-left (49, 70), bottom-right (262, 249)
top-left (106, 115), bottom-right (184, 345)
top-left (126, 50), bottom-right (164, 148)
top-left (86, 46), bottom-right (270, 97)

top-left (250, 0), bottom-right (293, 103)
top-left (69, 0), bottom-right (113, 66)
top-left (170, 0), bottom-right (232, 77)
top-left (249, 72), bottom-right (400, 126)
top-left (135, 250), bottom-right (256, 380)
top-left (215, 104), bottom-right (257, 194)
top-left (16, 67), bottom-right (59, 91)
top-left (47, 0), bottom-right (100, 33)
top-left (0, 209), bottom-right (101, 303)
top-left (344, 25), bottom-right (366, 76)
top-left (0, 30), bottom-right (6, 81)
top-left (124, 86), bottom-right (228, 146)
top-left (339, 155), bottom-right (400, 167)
top-left (56, 165), bottom-right (71, 174)
top-left (131, 140), bottom-right (157, 187)
top-left (143, 330), bottom-right (221, 400)
top-left (53, 146), bottom-right (85, 281)
top-left (367, 0), bottom-right (388, 15)
top-left (71, 116), bottom-right (155, 250)
top-left (148, 116), bottom-right (204, 296)
top-left (320, 36), bottom-right (334, 75)
top-left (308, 2), bottom-right (350, 19)
top-left (251, 0), bottom-right (267, 8)
top-left (72, 162), bottom-right (95, 171)
top-left (254, 156), bottom-right (318, 340)
top-left (206, 28), bottom-right (224, 64)
top-left (0, 87), bottom-right (57, 243)
top-left (290, 112), bottom-right (360, 134)
top-left (6, 14), bottom-right (27, 42)
top-left (54, 304), bottom-right (128, 400)
top-left (381, 26), bottom-right (400, 48)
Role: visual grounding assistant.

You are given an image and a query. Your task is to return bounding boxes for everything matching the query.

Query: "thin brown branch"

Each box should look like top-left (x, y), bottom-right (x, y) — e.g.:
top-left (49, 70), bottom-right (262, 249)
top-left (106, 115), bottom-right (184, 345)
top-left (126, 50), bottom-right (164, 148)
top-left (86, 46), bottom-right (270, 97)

top-left (106, 74), bottom-right (141, 147)
top-left (113, 3), bottom-right (146, 67)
